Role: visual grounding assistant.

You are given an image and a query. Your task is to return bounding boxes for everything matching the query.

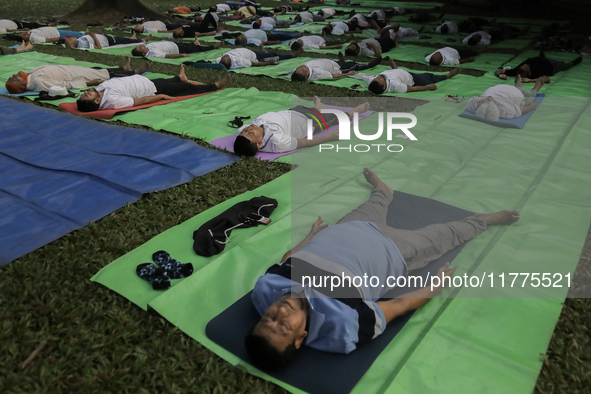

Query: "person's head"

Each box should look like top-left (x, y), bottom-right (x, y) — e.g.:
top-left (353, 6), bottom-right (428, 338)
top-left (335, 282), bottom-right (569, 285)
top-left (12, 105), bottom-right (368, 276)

top-left (476, 97), bottom-right (500, 121)
top-left (244, 293), bottom-right (309, 371)
top-left (467, 34), bottom-right (481, 46)
top-left (131, 45), bottom-right (148, 57)
top-left (290, 39), bottom-right (303, 51)
top-left (368, 75), bottom-right (386, 95)
top-left (516, 65), bottom-right (531, 78)
top-left (19, 32), bottom-right (30, 41)
top-left (429, 51), bottom-right (443, 66)
top-left (252, 20), bottom-right (261, 29)
top-left (209, 5), bottom-right (217, 12)
top-left (385, 8), bottom-right (396, 17)
top-left (344, 43), bottom-right (359, 56)
top-left (219, 55), bottom-right (232, 69)
top-left (235, 34), bottom-right (247, 45)
top-left (194, 14), bottom-right (204, 22)
top-left (234, 123), bottom-right (265, 155)
top-left (293, 14), bottom-right (302, 23)
top-left (172, 27), bottom-right (184, 39)
top-left (317, 9), bottom-right (324, 16)
top-left (348, 20), bottom-right (359, 30)
top-left (64, 36), bottom-right (78, 48)
top-left (440, 23), bottom-right (449, 34)
top-left (133, 24), bottom-right (144, 33)
top-left (291, 65), bottom-right (309, 82)
top-left (5, 71), bottom-right (28, 94)
top-left (76, 87), bottom-right (101, 112)
top-left (322, 24), bottom-right (333, 35)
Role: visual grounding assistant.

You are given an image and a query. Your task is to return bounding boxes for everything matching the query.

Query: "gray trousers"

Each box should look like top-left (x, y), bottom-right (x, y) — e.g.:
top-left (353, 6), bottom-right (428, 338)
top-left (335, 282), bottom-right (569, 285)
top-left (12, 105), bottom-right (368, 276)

top-left (336, 188), bottom-right (487, 271)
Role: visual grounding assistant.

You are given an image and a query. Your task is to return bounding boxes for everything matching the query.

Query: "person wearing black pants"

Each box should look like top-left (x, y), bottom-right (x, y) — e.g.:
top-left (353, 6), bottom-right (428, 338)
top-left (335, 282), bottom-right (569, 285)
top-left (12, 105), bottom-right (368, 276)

top-left (173, 13), bottom-right (218, 38)
top-left (12, 20), bottom-right (48, 29)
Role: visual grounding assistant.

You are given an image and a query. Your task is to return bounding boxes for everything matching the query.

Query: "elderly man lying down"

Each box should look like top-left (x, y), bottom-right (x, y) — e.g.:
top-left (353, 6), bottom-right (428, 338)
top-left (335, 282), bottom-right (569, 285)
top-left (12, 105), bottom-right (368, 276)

top-left (465, 76), bottom-right (544, 121)
top-left (75, 64), bottom-right (230, 112)
top-left (245, 168), bottom-right (520, 371)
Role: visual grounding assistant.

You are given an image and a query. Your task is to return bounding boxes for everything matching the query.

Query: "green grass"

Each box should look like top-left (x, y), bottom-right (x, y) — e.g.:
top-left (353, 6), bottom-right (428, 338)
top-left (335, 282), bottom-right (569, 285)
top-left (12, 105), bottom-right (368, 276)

top-left (1, 1), bottom-right (590, 393)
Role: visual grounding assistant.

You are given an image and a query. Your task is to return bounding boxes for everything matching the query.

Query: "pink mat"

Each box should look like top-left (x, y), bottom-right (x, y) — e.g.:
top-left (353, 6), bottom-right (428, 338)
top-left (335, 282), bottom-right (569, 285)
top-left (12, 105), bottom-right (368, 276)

top-left (210, 105), bottom-right (374, 161)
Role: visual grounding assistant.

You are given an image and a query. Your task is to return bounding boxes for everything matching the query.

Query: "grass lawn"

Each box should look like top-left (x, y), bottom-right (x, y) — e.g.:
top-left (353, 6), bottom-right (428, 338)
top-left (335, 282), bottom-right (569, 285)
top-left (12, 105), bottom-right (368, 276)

top-left (0, 1), bottom-right (589, 393)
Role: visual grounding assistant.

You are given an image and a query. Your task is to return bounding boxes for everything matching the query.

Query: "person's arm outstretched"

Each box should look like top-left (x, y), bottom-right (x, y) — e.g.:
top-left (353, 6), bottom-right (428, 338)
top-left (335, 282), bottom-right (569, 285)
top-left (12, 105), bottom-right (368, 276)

top-left (280, 216), bottom-right (328, 263)
top-left (133, 94), bottom-right (175, 106)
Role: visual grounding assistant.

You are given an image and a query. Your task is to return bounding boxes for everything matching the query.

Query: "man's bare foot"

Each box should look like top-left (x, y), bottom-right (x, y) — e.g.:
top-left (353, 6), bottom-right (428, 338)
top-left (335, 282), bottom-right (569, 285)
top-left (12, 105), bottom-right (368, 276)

top-left (194, 37), bottom-right (201, 46)
top-left (123, 55), bottom-right (131, 71)
top-left (474, 210), bottom-right (520, 225)
top-left (293, 32), bottom-right (303, 38)
top-left (259, 43), bottom-right (266, 52)
top-left (446, 67), bottom-right (461, 79)
top-left (292, 48), bottom-right (304, 57)
top-left (25, 41), bottom-right (34, 51)
top-left (142, 34), bottom-right (152, 43)
top-left (131, 31), bottom-right (137, 40)
top-left (179, 64), bottom-right (188, 82)
top-left (388, 58), bottom-right (397, 69)
top-left (349, 102), bottom-right (370, 117)
top-left (213, 42), bottom-right (222, 49)
top-left (338, 51), bottom-right (345, 62)
top-left (313, 96), bottom-right (325, 110)
top-left (363, 167), bottom-right (393, 194)
top-left (215, 74), bottom-right (232, 88)
top-left (134, 62), bottom-right (149, 74)
top-left (515, 74), bottom-right (522, 88)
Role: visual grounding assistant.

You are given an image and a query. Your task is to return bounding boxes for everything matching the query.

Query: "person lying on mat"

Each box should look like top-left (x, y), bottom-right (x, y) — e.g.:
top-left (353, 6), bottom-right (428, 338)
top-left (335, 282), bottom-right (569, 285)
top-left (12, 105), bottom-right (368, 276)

top-left (5, 56), bottom-right (149, 93)
top-left (234, 29), bottom-right (303, 46)
top-left (252, 16), bottom-right (294, 29)
top-left (64, 30), bottom-right (146, 49)
top-left (75, 65), bottom-right (231, 112)
top-left (245, 168), bottom-right (520, 371)
top-left (434, 21), bottom-right (458, 34)
top-left (0, 19), bottom-right (49, 33)
top-left (425, 46), bottom-right (483, 66)
top-left (19, 27), bottom-right (82, 44)
top-left (131, 39), bottom-right (222, 58)
top-left (317, 8), bottom-right (346, 18)
top-left (216, 46), bottom-right (302, 69)
top-left (292, 11), bottom-right (325, 23)
top-left (233, 96), bottom-right (370, 155)
top-left (462, 31), bottom-right (494, 46)
top-left (133, 20), bottom-right (186, 34)
top-left (343, 29), bottom-right (398, 57)
top-left (291, 48), bottom-right (382, 82)
top-left (465, 76), bottom-right (543, 121)
top-left (494, 51), bottom-right (582, 83)
top-left (210, 3), bottom-right (231, 13)
top-left (366, 59), bottom-right (461, 94)
top-left (321, 21), bottom-right (362, 36)
top-left (172, 13), bottom-right (219, 38)
top-left (0, 41), bottom-right (34, 55)
top-left (346, 13), bottom-right (370, 29)
top-left (373, 23), bottom-right (424, 41)
top-left (289, 35), bottom-right (342, 51)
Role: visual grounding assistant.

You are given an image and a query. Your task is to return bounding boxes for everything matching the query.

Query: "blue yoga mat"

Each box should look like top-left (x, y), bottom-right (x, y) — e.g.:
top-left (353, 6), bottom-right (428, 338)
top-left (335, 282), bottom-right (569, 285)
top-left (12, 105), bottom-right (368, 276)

top-left (0, 97), bottom-right (238, 265)
top-left (458, 94), bottom-right (545, 129)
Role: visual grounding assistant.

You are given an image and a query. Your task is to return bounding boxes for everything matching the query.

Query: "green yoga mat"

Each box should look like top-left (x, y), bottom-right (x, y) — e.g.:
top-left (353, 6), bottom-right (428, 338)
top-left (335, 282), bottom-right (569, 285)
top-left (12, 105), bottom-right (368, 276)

top-left (92, 94), bottom-right (591, 393)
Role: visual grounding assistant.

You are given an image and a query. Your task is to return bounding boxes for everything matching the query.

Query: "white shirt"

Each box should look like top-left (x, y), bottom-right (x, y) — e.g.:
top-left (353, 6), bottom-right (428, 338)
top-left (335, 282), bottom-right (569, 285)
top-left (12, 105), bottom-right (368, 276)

top-left (244, 29), bottom-right (267, 46)
top-left (330, 21), bottom-right (349, 35)
top-left (145, 41), bottom-right (179, 58)
top-left (29, 27), bottom-right (60, 43)
top-left (257, 17), bottom-right (276, 29)
top-left (347, 14), bottom-right (368, 27)
top-left (141, 21), bottom-right (167, 33)
top-left (436, 21), bottom-right (458, 34)
top-left (397, 26), bottom-right (419, 38)
top-left (298, 11), bottom-right (314, 23)
top-left (357, 38), bottom-right (380, 56)
top-left (215, 4), bottom-right (231, 12)
top-left (26, 65), bottom-right (110, 91)
top-left (393, 7), bottom-right (406, 14)
top-left (466, 85), bottom-right (526, 119)
top-left (425, 47), bottom-right (461, 66)
top-left (368, 10), bottom-right (386, 21)
top-left (0, 19), bottom-right (18, 33)
top-left (236, 110), bottom-right (309, 152)
top-left (215, 48), bottom-right (257, 68)
top-left (77, 34), bottom-right (109, 49)
top-left (320, 8), bottom-right (335, 17)
top-left (97, 75), bottom-right (157, 110)
top-left (301, 59), bottom-right (342, 81)
top-left (462, 31), bottom-right (491, 46)
top-left (297, 35), bottom-right (325, 50)
top-left (368, 69), bottom-right (414, 93)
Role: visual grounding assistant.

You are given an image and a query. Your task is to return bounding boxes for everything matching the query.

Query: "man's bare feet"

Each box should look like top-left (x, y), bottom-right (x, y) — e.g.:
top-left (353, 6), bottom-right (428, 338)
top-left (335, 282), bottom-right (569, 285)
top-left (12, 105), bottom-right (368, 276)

top-left (446, 67), bottom-right (461, 79)
top-left (313, 96), bottom-right (325, 110)
top-left (142, 34), bottom-right (152, 43)
top-left (25, 41), bottom-right (34, 51)
top-left (363, 168), bottom-right (393, 195)
top-left (194, 37), bottom-right (201, 46)
top-left (474, 210), bottom-right (520, 225)
top-left (179, 64), bottom-right (188, 82)
top-left (533, 76), bottom-right (544, 92)
top-left (130, 31), bottom-right (137, 40)
top-left (123, 55), bottom-right (131, 71)
top-left (515, 74), bottom-right (522, 88)
top-left (292, 48), bottom-right (304, 57)
top-left (349, 102), bottom-right (370, 117)
top-left (213, 42), bottom-right (222, 49)
top-left (134, 62), bottom-right (149, 74)
top-left (215, 74), bottom-right (232, 88)
top-left (388, 58), bottom-right (397, 69)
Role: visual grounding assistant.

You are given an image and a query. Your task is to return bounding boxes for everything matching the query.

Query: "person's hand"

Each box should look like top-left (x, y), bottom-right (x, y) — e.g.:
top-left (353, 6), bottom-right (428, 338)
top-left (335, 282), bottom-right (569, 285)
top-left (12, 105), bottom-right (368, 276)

top-left (531, 102), bottom-right (537, 108)
top-left (348, 70), bottom-right (356, 76)
top-left (432, 262), bottom-right (457, 295)
top-left (499, 73), bottom-right (507, 80)
top-left (427, 83), bottom-right (437, 91)
top-left (268, 61), bottom-right (279, 65)
top-left (161, 95), bottom-right (175, 100)
top-left (181, 53), bottom-right (190, 57)
top-left (309, 216), bottom-right (329, 236)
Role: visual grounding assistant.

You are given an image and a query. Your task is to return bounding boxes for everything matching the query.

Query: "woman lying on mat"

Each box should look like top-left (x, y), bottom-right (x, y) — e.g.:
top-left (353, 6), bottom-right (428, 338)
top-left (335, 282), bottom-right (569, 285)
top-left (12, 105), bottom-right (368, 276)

top-left (245, 168), bottom-right (520, 371)
top-left (465, 76), bottom-right (543, 121)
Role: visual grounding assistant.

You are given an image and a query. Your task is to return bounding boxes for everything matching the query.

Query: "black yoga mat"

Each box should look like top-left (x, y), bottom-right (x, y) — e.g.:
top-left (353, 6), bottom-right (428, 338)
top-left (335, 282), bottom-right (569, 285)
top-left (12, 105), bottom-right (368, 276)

top-left (206, 191), bottom-right (474, 394)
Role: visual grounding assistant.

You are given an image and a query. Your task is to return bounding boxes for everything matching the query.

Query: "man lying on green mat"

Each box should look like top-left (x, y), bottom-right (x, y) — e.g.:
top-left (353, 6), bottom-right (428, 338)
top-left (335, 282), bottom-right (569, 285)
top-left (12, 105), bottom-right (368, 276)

top-left (494, 51), bottom-right (582, 83)
top-left (76, 64), bottom-right (231, 112)
top-left (366, 59), bottom-right (461, 94)
top-left (216, 46), bottom-right (303, 69)
top-left (246, 168), bottom-right (520, 371)
top-left (465, 75), bottom-right (543, 121)
top-left (5, 56), bottom-right (149, 93)
top-left (233, 96), bottom-right (369, 155)
top-left (64, 30), bottom-right (146, 49)
top-left (426, 46), bottom-right (482, 66)
top-left (131, 39), bottom-right (222, 59)
top-left (292, 48), bottom-right (382, 82)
